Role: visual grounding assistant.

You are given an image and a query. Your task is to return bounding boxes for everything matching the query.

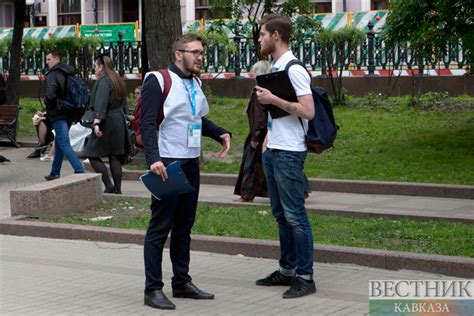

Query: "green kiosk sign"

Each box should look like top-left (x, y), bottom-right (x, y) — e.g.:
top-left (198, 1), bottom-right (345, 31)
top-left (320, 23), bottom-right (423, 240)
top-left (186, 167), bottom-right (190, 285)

top-left (80, 23), bottom-right (136, 43)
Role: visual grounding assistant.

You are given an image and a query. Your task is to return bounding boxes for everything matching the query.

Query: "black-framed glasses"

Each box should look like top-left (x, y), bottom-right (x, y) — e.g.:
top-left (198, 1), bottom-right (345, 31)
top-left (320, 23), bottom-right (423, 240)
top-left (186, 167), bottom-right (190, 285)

top-left (178, 49), bottom-right (204, 58)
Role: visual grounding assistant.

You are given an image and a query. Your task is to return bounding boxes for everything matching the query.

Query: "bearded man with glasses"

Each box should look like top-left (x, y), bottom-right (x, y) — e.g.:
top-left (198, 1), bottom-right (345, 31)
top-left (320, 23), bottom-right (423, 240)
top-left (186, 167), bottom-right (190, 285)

top-left (140, 34), bottom-right (231, 310)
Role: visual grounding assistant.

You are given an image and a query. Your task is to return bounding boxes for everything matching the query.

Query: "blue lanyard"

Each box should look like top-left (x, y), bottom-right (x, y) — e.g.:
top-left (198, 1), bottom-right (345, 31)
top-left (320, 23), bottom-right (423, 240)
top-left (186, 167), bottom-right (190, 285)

top-left (181, 78), bottom-right (196, 116)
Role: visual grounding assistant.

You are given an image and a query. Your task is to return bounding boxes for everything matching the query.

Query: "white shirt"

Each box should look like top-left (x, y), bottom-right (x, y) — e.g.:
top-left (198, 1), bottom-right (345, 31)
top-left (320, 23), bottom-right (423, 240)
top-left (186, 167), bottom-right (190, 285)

top-left (267, 51), bottom-right (312, 152)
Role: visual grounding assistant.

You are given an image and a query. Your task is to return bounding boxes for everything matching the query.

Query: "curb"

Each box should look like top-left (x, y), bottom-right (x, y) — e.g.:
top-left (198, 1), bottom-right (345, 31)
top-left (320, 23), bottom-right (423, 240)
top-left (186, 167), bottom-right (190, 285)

top-left (0, 216), bottom-right (472, 278)
top-left (121, 169), bottom-right (474, 200)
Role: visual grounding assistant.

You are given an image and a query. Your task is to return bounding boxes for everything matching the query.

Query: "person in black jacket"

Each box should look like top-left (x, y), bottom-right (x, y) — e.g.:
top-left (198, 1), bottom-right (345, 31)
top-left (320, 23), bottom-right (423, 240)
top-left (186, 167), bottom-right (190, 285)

top-left (43, 50), bottom-right (84, 180)
top-left (140, 34), bottom-right (231, 310)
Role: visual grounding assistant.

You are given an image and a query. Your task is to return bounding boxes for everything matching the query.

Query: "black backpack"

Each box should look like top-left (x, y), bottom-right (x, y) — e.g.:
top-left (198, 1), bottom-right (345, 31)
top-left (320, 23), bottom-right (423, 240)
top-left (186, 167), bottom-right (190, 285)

top-left (62, 75), bottom-right (90, 121)
top-left (285, 60), bottom-right (338, 154)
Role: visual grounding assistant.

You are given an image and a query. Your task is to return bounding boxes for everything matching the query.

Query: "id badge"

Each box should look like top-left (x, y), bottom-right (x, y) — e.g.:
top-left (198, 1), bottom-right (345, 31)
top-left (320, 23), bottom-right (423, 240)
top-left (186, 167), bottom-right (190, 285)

top-left (187, 124), bottom-right (201, 148)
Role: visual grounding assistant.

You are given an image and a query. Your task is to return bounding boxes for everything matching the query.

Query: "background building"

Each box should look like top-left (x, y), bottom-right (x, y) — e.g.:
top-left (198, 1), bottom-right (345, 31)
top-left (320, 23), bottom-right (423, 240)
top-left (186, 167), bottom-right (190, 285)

top-left (0, 0), bottom-right (388, 28)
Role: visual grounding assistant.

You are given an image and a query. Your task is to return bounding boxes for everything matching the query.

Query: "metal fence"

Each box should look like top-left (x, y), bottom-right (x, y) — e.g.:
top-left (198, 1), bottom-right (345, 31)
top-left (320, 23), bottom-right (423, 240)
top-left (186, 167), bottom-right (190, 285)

top-left (0, 25), bottom-right (470, 77)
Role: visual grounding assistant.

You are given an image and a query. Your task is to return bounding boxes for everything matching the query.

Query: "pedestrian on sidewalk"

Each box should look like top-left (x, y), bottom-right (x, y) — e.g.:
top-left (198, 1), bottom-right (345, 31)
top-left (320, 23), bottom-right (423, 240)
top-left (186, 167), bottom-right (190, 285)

top-left (254, 14), bottom-right (316, 299)
top-left (43, 50), bottom-right (84, 181)
top-left (140, 34), bottom-right (231, 310)
top-left (82, 55), bottom-right (131, 194)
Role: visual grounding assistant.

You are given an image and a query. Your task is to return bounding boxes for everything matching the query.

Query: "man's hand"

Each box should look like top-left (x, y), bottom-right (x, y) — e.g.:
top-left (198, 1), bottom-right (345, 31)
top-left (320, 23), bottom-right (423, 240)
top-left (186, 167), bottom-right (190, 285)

top-left (254, 86), bottom-right (275, 105)
top-left (218, 133), bottom-right (231, 158)
top-left (150, 161), bottom-right (168, 181)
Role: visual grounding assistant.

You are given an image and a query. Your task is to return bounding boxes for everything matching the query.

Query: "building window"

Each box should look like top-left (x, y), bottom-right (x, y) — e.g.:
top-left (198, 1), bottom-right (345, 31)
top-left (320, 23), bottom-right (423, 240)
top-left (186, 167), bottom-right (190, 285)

top-left (372, 0), bottom-right (388, 10)
top-left (195, 0), bottom-right (228, 20)
top-left (306, 1), bottom-right (332, 14)
top-left (57, 0), bottom-right (81, 25)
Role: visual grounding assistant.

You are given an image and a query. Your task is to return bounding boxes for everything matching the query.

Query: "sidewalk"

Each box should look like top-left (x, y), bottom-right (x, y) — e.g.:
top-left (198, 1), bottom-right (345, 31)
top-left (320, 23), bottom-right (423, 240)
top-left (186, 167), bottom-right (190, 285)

top-left (0, 234), bottom-right (460, 315)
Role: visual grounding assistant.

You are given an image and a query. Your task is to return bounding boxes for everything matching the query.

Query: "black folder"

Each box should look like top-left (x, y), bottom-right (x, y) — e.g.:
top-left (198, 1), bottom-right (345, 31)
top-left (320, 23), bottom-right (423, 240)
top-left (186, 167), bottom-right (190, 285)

top-left (140, 161), bottom-right (195, 200)
top-left (256, 70), bottom-right (297, 119)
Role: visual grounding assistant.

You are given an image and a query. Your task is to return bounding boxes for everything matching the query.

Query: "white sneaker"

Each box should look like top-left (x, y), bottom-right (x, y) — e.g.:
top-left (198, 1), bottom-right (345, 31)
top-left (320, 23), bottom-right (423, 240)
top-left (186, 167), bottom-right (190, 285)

top-left (40, 154), bottom-right (51, 161)
top-left (83, 158), bottom-right (90, 164)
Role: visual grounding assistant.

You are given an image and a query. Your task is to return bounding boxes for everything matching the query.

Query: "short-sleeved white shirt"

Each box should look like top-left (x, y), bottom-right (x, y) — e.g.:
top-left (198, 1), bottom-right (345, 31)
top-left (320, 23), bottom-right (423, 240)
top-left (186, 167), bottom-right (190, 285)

top-left (267, 51), bottom-right (312, 152)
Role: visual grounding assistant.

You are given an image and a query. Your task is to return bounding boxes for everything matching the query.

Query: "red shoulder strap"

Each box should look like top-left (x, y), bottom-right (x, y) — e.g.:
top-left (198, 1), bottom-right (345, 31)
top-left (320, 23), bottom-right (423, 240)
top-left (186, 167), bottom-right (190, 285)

top-left (155, 69), bottom-right (171, 127)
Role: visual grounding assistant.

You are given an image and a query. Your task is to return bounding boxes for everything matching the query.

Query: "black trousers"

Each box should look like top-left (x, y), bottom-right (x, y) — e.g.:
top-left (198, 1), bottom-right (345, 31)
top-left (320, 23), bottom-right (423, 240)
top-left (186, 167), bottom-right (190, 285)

top-left (144, 159), bottom-right (200, 292)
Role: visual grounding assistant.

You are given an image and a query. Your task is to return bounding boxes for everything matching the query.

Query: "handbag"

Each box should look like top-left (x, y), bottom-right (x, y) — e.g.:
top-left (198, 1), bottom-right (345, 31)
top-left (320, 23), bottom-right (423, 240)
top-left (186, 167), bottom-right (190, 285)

top-left (80, 109), bottom-right (95, 128)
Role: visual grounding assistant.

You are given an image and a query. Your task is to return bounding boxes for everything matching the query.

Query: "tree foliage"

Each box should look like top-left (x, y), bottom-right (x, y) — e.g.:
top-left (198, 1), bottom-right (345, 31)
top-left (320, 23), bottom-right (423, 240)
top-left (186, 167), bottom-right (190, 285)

top-left (384, 0), bottom-right (473, 71)
top-left (317, 27), bottom-right (365, 106)
top-left (186, 24), bottom-right (237, 74)
top-left (210, 0), bottom-right (320, 59)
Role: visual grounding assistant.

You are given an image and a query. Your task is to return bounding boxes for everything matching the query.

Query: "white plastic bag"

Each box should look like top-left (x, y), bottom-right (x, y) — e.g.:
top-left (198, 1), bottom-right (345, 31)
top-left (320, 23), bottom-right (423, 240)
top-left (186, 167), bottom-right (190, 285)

top-left (69, 123), bottom-right (92, 153)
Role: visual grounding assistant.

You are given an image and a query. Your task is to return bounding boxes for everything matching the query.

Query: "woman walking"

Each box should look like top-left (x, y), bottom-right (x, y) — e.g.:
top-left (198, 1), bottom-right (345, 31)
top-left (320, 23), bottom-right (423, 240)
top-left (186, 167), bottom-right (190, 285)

top-left (83, 55), bottom-right (131, 194)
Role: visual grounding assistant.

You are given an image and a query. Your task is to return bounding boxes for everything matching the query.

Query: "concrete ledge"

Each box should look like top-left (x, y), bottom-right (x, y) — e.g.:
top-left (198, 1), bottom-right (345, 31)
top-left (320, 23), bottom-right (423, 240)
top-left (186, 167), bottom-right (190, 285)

top-left (117, 170), bottom-right (474, 199)
top-left (0, 218), bottom-right (472, 278)
top-left (10, 174), bottom-right (103, 217)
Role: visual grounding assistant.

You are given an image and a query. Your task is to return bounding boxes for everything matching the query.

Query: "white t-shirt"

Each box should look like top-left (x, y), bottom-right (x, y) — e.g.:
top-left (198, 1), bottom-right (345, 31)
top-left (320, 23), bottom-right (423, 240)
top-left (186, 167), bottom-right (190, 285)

top-left (266, 51), bottom-right (312, 152)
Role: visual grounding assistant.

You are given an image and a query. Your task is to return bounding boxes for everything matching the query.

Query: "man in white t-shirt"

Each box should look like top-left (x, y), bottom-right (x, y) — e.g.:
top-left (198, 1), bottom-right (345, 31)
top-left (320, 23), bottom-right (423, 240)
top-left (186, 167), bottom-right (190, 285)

top-left (254, 14), bottom-right (316, 299)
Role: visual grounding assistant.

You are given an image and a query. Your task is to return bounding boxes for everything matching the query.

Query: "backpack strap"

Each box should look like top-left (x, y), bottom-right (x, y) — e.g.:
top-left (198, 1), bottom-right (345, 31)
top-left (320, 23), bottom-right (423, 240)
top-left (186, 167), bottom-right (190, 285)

top-left (285, 60), bottom-right (311, 135)
top-left (155, 69), bottom-right (172, 127)
top-left (285, 59), bottom-right (311, 77)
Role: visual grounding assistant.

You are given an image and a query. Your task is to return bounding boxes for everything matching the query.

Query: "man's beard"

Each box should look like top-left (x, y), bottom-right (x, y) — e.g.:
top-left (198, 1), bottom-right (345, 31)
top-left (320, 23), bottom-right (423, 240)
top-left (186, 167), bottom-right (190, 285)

top-left (184, 58), bottom-right (201, 75)
top-left (260, 41), bottom-right (274, 56)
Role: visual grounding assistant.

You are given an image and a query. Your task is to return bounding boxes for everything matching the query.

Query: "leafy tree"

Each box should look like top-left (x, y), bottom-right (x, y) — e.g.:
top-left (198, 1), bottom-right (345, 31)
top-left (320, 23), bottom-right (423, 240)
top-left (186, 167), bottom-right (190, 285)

top-left (5, 0), bottom-right (25, 105)
top-left (186, 24), bottom-right (237, 74)
top-left (384, 0), bottom-right (473, 73)
top-left (384, 0), bottom-right (473, 106)
top-left (210, 0), bottom-right (319, 59)
top-left (317, 27), bottom-right (365, 106)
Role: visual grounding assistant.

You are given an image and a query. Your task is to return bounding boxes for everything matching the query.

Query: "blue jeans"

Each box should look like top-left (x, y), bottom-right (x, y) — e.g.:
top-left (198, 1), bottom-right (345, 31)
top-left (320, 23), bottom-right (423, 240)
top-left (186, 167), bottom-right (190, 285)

top-left (50, 119), bottom-right (84, 176)
top-left (262, 149), bottom-right (313, 278)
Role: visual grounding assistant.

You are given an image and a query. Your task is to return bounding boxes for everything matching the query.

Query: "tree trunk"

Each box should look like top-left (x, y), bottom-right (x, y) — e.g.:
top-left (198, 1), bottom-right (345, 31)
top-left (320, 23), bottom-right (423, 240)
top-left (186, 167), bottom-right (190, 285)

top-left (144, 0), bottom-right (182, 70)
top-left (6, 0), bottom-right (25, 105)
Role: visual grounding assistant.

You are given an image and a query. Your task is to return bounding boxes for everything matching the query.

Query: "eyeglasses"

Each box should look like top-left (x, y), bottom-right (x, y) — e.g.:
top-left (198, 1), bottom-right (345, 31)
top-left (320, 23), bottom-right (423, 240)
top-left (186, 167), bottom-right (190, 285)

top-left (178, 49), bottom-right (204, 58)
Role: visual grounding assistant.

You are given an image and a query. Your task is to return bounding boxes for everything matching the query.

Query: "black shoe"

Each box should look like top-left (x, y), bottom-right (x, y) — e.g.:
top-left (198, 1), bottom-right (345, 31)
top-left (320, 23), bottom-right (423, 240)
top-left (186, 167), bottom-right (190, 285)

top-left (27, 149), bottom-right (42, 159)
top-left (44, 174), bottom-right (60, 181)
top-left (282, 277), bottom-right (316, 299)
top-left (172, 282), bottom-right (215, 299)
top-left (144, 289), bottom-right (176, 310)
top-left (256, 270), bottom-right (294, 286)
top-left (103, 186), bottom-right (116, 194)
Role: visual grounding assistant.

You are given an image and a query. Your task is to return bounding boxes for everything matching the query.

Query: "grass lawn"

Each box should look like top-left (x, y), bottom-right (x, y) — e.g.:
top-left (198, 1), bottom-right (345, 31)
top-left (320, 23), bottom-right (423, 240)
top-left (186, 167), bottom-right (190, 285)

top-left (49, 198), bottom-right (474, 258)
top-left (17, 94), bottom-right (474, 185)
top-left (201, 95), bottom-right (474, 185)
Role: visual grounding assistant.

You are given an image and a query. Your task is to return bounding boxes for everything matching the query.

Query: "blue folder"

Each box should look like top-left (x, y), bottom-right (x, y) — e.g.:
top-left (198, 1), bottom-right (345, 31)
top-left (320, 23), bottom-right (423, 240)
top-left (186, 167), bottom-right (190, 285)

top-left (139, 161), bottom-right (195, 200)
